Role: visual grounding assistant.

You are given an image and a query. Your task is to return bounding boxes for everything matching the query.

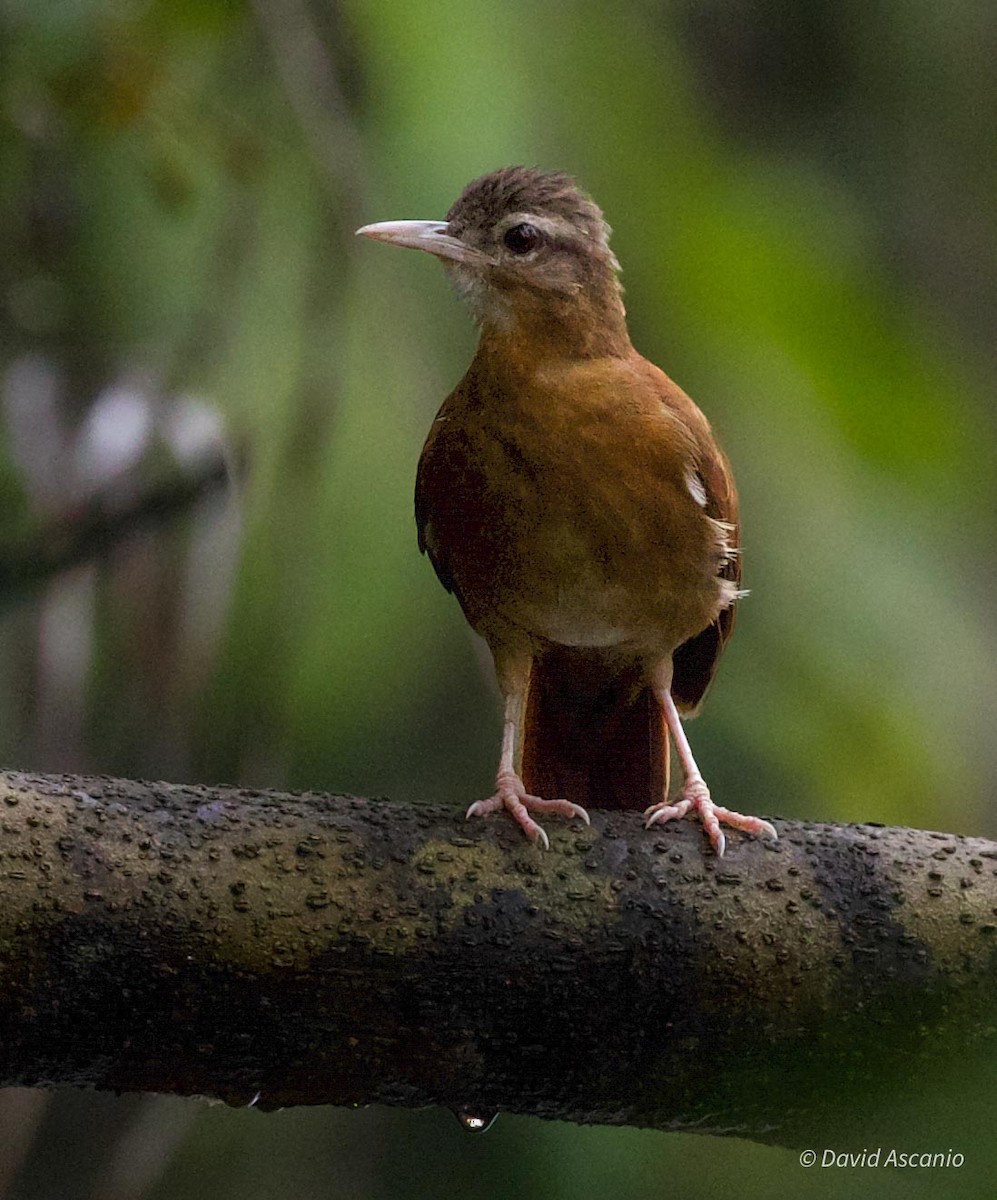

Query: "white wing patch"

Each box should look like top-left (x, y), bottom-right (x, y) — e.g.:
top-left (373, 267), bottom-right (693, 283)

top-left (708, 515), bottom-right (746, 608)
top-left (719, 578), bottom-right (749, 607)
top-left (686, 468), bottom-right (743, 605)
top-left (685, 467), bottom-right (708, 508)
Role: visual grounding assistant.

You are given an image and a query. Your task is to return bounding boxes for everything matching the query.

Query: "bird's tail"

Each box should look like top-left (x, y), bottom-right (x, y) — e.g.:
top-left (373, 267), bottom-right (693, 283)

top-left (521, 647), bottom-right (667, 811)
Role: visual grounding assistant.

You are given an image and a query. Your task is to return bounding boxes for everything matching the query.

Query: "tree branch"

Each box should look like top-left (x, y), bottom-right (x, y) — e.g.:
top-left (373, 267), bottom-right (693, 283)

top-left (0, 452), bottom-right (235, 607)
top-left (0, 769), bottom-right (994, 1147)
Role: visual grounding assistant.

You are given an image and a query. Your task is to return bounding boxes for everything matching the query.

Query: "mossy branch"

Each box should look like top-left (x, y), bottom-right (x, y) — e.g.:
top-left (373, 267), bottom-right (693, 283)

top-left (0, 769), bottom-right (994, 1148)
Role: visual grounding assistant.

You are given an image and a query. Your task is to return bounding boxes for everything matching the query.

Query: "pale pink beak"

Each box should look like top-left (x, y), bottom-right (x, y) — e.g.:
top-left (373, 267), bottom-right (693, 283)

top-left (355, 220), bottom-right (490, 265)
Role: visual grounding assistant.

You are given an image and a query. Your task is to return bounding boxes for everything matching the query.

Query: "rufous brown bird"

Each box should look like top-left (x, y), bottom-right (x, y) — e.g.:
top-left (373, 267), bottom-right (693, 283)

top-left (357, 167), bottom-right (776, 856)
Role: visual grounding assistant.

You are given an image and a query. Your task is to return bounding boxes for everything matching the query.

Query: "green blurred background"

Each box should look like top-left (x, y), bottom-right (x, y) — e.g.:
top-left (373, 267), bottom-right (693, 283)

top-left (1, 0), bottom-right (996, 1197)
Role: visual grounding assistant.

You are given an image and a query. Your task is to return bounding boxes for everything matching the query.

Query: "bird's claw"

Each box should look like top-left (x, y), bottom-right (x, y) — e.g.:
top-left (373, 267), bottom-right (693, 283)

top-left (466, 777), bottom-right (589, 849)
top-left (644, 780), bottom-right (776, 857)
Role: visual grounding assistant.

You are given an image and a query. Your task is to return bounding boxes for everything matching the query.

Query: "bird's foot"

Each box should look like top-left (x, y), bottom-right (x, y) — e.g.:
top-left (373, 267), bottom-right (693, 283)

top-left (643, 777), bottom-right (777, 857)
top-left (466, 771), bottom-right (589, 850)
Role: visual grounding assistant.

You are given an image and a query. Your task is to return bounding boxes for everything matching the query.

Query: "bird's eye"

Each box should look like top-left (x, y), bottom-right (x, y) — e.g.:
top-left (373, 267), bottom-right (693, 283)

top-left (502, 223), bottom-right (543, 255)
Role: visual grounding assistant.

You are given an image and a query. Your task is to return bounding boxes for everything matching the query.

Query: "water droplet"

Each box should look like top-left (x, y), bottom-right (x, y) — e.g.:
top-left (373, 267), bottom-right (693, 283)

top-left (453, 1109), bottom-right (498, 1133)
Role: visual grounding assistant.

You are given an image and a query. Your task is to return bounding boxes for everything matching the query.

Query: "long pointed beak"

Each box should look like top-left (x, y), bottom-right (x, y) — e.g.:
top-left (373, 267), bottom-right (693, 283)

top-left (355, 219), bottom-right (488, 265)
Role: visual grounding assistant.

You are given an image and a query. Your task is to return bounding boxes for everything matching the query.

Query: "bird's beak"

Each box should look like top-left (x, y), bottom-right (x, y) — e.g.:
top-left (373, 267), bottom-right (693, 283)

top-left (355, 220), bottom-right (488, 266)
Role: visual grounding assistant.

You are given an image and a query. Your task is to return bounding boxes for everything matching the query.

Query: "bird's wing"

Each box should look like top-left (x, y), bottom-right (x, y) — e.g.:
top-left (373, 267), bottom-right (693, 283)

top-left (415, 388), bottom-right (493, 610)
top-left (652, 372), bottom-right (742, 715)
top-left (415, 407), bottom-right (458, 597)
top-left (671, 448), bottom-right (740, 714)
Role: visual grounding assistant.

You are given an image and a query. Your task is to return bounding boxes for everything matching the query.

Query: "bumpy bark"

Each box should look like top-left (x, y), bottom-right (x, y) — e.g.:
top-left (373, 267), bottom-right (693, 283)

top-left (0, 769), bottom-right (994, 1147)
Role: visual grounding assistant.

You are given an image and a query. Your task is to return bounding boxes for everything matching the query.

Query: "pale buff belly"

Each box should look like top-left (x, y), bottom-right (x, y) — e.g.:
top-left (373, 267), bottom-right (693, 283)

top-left (491, 515), bottom-right (726, 654)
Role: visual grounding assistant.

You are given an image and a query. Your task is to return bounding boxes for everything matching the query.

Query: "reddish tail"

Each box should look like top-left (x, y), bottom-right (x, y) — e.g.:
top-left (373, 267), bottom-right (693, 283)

top-left (521, 647), bottom-right (667, 811)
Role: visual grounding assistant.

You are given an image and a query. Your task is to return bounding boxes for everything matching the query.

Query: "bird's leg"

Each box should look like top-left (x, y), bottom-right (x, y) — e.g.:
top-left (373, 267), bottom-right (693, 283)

top-left (644, 686), bottom-right (777, 856)
top-left (466, 657), bottom-right (589, 850)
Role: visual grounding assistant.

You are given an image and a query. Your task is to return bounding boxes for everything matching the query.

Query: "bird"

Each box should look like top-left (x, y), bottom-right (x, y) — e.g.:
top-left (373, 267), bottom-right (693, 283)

top-left (356, 166), bottom-right (777, 856)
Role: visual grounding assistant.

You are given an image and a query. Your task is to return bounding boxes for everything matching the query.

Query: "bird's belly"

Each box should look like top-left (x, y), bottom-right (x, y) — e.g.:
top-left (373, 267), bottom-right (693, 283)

top-left (519, 580), bottom-right (636, 649)
top-left (498, 518), bottom-right (720, 652)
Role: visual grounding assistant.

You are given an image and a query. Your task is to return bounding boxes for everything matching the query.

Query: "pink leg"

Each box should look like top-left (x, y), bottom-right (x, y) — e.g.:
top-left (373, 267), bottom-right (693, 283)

top-left (644, 687), bottom-right (777, 856)
top-left (467, 671), bottom-right (589, 850)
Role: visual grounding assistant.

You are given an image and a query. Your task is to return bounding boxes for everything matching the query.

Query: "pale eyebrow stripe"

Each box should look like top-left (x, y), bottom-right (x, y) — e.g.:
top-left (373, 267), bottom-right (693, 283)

top-left (496, 211), bottom-right (619, 271)
top-left (498, 212), bottom-right (579, 240)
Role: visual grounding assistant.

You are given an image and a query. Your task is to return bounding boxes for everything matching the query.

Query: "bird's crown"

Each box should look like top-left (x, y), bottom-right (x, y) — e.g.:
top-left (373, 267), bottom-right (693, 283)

top-left (446, 166), bottom-right (614, 260)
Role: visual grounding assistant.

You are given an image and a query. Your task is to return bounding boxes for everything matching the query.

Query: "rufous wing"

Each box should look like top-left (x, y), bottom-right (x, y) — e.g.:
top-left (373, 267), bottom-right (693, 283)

top-left (415, 395), bottom-right (470, 603)
top-left (670, 436), bottom-right (741, 715)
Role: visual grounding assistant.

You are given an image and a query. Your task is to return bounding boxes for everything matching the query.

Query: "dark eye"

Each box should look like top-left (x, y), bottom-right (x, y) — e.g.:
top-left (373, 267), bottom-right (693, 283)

top-left (502, 222), bottom-right (543, 255)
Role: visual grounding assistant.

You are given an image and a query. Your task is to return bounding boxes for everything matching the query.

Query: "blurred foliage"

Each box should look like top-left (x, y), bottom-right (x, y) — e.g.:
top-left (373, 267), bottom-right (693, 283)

top-left (1, 0), bottom-right (996, 1197)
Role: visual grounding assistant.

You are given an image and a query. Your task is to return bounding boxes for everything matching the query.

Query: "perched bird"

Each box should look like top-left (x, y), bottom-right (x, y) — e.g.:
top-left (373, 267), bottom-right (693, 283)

top-left (357, 167), bottom-right (776, 856)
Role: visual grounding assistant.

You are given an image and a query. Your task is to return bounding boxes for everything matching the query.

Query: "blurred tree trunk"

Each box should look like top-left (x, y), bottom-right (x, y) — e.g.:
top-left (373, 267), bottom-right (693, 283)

top-left (0, 769), bottom-right (993, 1149)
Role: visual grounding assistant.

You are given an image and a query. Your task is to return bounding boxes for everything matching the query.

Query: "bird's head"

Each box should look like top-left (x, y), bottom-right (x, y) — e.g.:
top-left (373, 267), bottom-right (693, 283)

top-left (357, 167), bottom-right (629, 358)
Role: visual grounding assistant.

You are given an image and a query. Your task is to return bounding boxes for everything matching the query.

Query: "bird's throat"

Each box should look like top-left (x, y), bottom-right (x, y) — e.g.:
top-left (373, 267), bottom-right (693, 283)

top-left (469, 271), bottom-right (631, 364)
